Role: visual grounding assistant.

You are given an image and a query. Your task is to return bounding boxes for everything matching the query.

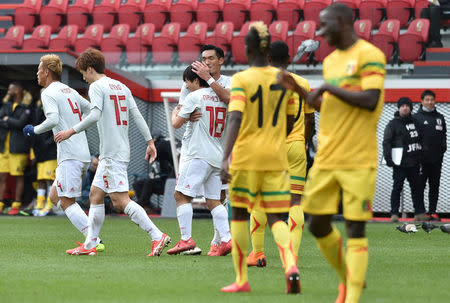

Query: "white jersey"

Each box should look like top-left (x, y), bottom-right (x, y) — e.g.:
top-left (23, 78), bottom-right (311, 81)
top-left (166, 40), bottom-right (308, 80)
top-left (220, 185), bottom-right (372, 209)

top-left (88, 76), bottom-right (138, 162)
top-left (178, 87), bottom-right (227, 168)
top-left (179, 74), bottom-right (231, 104)
top-left (41, 81), bottom-right (91, 164)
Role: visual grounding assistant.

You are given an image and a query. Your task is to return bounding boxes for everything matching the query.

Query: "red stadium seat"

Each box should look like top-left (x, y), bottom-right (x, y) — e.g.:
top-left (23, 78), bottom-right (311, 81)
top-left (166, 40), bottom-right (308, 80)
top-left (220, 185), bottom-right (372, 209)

top-left (49, 24), bottom-right (79, 50)
top-left (359, 0), bottom-right (387, 28)
top-left (197, 0), bottom-right (224, 31)
top-left (126, 23), bottom-right (155, 65)
top-left (92, 0), bottom-right (120, 33)
top-left (269, 20), bottom-right (288, 43)
top-left (101, 24), bottom-right (130, 64)
top-left (223, 0), bottom-right (251, 31)
top-left (303, 0), bottom-right (332, 25)
top-left (67, 0), bottom-right (95, 33)
top-left (371, 19), bottom-right (400, 63)
top-left (314, 35), bottom-right (336, 63)
top-left (170, 0), bottom-right (198, 31)
top-left (13, 0), bottom-right (43, 34)
top-left (386, 0), bottom-right (415, 28)
top-left (22, 24), bottom-right (52, 49)
top-left (250, 0), bottom-right (278, 25)
top-left (0, 25), bottom-right (25, 49)
top-left (287, 21), bottom-right (316, 63)
top-left (204, 21), bottom-right (234, 61)
top-left (74, 24), bottom-right (104, 54)
top-left (354, 19), bottom-right (372, 41)
top-left (118, 0), bottom-right (146, 33)
top-left (143, 0), bottom-right (171, 32)
top-left (152, 22), bottom-right (181, 64)
top-left (277, 0), bottom-right (304, 30)
top-left (335, 0), bottom-right (361, 20)
top-left (178, 22), bottom-right (208, 63)
top-left (231, 21), bottom-right (254, 64)
top-left (398, 18), bottom-right (429, 62)
top-left (40, 0), bottom-right (69, 33)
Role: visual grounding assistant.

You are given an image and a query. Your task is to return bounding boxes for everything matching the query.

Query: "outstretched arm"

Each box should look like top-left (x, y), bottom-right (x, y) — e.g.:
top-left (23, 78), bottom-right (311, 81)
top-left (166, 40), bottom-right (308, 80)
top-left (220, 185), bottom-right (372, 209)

top-left (54, 107), bottom-right (101, 143)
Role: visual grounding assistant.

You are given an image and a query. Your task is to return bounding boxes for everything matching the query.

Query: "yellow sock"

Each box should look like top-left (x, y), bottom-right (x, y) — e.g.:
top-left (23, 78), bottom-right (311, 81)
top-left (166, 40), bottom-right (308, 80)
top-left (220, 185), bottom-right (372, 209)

top-left (271, 220), bottom-right (296, 272)
top-left (345, 238), bottom-right (368, 303)
top-left (0, 201), bottom-right (4, 212)
top-left (44, 196), bottom-right (53, 210)
top-left (249, 209), bottom-right (267, 253)
top-left (289, 204), bottom-right (304, 263)
top-left (231, 220), bottom-right (249, 286)
top-left (36, 195), bottom-right (45, 209)
top-left (316, 226), bottom-right (347, 284)
top-left (11, 201), bottom-right (21, 209)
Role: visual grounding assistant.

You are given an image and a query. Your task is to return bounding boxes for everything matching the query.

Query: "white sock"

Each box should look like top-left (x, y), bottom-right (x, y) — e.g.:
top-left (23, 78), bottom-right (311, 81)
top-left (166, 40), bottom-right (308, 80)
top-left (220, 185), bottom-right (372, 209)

top-left (37, 188), bottom-right (46, 198)
top-left (211, 204), bottom-right (231, 242)
top-left (47, 185), bottom-right (52, 196)
top-left (177, 203), bottom-right (193, 241)
top-left (124, 201), bottom-right (163, 241)
top-left (84, 204), bottom-right (105, 249)
top-left (64, 202), bottom-right (89, 236)
top-left (211, 228), bottom-right (221, 246)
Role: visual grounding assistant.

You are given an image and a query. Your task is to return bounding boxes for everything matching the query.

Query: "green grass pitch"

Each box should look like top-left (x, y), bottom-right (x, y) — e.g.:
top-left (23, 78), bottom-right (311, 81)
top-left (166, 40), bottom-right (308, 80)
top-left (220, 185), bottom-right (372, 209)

top-left (0, 216), bottom-right (449, 303)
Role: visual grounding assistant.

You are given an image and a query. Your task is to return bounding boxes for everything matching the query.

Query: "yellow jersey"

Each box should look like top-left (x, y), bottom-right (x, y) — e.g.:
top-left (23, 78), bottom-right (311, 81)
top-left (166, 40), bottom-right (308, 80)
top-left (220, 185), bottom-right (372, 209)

top-left (315, 39), bottom-right (386, 169)
top-left (286, 73), bottom-right (314, 144)
top-left (229, 66), bottom-right (296, 171)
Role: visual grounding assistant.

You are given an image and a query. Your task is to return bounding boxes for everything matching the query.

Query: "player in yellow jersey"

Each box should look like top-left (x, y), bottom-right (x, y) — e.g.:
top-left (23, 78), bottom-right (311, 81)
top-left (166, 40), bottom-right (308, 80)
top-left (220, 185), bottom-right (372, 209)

top-left (247, 41), bottom-right (315, 268)
top-left (220, 22), bottom-right (300, 294)
top-left (280, 4), bottom-right (386, 303)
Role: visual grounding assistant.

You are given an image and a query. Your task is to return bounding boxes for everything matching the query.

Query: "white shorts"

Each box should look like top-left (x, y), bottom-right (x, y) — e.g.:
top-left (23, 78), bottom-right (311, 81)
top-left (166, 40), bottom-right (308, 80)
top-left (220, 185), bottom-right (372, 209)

top-left (92, 158), bottom-right (129, 194)
top-left (175, 158), bottom-right (221, 200)
top-left (54, 160), bottom-right (88, 198)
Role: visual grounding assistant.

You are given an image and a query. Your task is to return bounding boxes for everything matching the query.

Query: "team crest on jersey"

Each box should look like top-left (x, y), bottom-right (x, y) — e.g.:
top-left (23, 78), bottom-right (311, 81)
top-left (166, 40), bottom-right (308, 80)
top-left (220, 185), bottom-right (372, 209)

top-left (119, 181), bottom-right (124, 186)
top-left (362, 199), bottom-right (372, 212)
top-left (346, 61), bottom-right (357, 75)
top-left (436, 118), bottom-right (443, 130)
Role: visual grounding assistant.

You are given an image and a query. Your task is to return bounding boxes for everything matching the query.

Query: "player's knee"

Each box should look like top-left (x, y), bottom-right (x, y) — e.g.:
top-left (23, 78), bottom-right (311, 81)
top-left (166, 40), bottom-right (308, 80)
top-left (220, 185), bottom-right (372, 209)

top-left (308, 215), bottom-right (332, 238)
top-left (346, 220), bottom-right (366, 238)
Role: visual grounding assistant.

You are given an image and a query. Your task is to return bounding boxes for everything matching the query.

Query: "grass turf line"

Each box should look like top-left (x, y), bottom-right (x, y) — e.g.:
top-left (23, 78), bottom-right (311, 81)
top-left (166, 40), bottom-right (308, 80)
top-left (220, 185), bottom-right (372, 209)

top-left (0, 217), bottom-right (449, 303)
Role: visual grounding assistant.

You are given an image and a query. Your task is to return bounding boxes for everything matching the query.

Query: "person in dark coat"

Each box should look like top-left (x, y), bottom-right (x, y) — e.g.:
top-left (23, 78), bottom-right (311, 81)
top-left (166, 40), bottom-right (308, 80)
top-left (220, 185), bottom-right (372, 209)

top-left (0, 82), bottom-right (32, 215)
top-left (413, 90), bottom-right (447, 221)
top-left (420, 0), bottom-right (450, 47)
top-left (383, 97), bottom-right (426, 222)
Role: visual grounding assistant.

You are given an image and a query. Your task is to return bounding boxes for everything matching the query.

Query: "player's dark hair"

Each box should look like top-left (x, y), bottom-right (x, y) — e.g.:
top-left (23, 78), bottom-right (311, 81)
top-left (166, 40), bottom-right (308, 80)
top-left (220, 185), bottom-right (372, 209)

top-left (246, 22), bottom-right (271, 55)
top-left (269, 41), bottom-right (290, 65)
top-left (326, 3), bottom-right (354, 26)
top-left (183, 66), bottom-right (208, 88)
top-left (201, 44), bottom-right (225, 59)
top-left (421, 90), bottom-right (436, 100)
top-left (10, 81), bottom-right (23, 90)
top-left (75, 48), bottom-right (105, 74)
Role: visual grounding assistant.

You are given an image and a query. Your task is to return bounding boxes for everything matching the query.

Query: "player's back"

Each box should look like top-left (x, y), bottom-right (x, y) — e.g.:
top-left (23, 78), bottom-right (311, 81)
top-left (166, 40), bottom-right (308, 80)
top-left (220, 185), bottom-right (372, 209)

top-left (41, 81), bottom-right (90, 164)
top-left (183, 87), bottom-right (227, 168)
top-left (286, 73), bottom-right (312, 144)
top-left (89, 76), bottom-right (137, 162)
top-left (229, 66), bottom-right (295, 171)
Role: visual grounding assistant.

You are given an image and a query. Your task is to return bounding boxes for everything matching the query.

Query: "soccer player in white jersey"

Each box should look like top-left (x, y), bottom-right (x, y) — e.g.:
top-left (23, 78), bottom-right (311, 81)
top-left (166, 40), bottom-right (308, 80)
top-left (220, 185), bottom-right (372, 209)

top-left (23, 54), bottom-right (104, 252)
top-left (54, 48), bottom-right (171, 256)
top-left (176, 45), bottom-right (232, 256)
top-left (167, 66), bottom-right (231, 256)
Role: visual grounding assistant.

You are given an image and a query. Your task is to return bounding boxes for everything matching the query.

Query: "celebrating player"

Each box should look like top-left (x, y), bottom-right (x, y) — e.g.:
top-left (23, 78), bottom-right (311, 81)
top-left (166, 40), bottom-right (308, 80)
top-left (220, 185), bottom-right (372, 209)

top-left (23, 54), bottom-right (104, 251)
top-left (55, 48), bottom-right (170, 257)
top-left (247, 41), bottom-right (315, 268)
top-left (220, 22), bottom-right (300, 294)
top-left (168, 65), bottom-right (231, 256)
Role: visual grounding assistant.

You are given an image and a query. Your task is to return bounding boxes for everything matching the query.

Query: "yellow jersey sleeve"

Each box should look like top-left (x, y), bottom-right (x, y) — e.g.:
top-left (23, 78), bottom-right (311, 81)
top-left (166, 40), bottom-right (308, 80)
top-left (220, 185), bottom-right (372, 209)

top-left (359, 47), bottom-right (386, 91)
top-left (229, 75), bottom-right (246, 113)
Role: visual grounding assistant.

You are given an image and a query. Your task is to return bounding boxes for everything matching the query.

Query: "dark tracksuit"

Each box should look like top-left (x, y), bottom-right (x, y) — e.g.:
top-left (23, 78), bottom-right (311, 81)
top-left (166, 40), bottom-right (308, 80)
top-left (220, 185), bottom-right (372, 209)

top-left (383, 112), bottom-right (425, 216)
top-left (32, 104), bottom-right (57, 164)
top-left (0, 101), bottom-right (31, 154)
top-left (413, 106), bottom-right (447, 214)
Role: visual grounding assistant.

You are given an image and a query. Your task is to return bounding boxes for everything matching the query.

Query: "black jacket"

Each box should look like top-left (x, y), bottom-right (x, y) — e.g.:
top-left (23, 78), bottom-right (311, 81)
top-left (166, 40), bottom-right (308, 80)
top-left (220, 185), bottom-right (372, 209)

top-left (0, 101), bottom-right (31, 154)
top-left (383, 112), bottom-right (422, 168)
top-left (32, 104), bottom-right (57, 163)
top-left (413, 106), bottom-right (447, 163)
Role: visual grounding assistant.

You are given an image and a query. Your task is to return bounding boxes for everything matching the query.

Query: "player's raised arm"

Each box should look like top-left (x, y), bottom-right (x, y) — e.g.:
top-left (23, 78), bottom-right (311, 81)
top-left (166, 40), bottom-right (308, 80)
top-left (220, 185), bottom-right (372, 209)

top-left (317, 84), bottom-right (381, 111)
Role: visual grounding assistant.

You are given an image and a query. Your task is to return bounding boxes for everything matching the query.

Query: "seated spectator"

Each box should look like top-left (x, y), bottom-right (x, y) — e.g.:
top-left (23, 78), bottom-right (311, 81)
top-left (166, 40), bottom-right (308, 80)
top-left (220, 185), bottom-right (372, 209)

top-left (421, 0), bottom-right (450, 47)
top-left (383, 97), bottom-right (426, 222)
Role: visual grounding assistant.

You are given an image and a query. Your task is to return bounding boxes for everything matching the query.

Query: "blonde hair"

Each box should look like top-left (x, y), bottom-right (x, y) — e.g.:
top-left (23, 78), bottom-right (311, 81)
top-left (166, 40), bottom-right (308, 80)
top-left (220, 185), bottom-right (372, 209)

top-left (40, 54), bottom-right (63, 79)
top-left (250, 21), bottom-right (270, 52)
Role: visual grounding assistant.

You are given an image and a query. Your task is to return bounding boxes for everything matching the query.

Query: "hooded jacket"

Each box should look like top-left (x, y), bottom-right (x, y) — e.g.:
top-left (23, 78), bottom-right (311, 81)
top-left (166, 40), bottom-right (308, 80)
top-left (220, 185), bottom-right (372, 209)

top-left (413, 105), bottom-right (446, 163)
top-left (0, 100), bottom-right (31, 154)
top-left (383, 112), bottom-right (422, 167)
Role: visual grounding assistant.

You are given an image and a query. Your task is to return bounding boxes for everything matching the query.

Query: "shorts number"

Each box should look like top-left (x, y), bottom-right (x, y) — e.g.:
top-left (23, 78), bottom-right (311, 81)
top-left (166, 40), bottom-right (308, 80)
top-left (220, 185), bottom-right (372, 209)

top-left (110, 95), bottom-right (127, 125)
top-left (206, 106), bottom-right (227, 137)
top-left (250, 84), bottom-right (287, 127)
top-left (67, 98), bottom-right (81, 121)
